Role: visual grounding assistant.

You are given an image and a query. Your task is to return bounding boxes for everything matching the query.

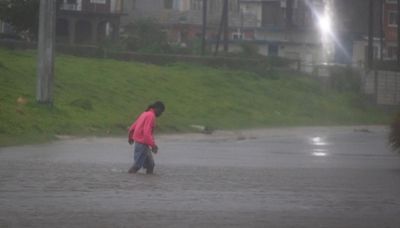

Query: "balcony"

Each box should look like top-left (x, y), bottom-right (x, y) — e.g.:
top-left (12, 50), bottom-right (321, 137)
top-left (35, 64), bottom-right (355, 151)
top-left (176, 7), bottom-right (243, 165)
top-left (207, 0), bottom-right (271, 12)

top-left (59, 3), bottom-right (81, 11)
top-left (58, 0), bottom-right (123, 14)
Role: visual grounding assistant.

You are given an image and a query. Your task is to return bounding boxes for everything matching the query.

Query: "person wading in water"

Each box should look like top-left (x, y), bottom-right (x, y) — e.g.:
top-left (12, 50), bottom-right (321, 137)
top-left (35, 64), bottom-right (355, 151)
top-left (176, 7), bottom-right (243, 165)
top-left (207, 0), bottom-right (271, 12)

top-left (127, 101), bottom-right (165, 174)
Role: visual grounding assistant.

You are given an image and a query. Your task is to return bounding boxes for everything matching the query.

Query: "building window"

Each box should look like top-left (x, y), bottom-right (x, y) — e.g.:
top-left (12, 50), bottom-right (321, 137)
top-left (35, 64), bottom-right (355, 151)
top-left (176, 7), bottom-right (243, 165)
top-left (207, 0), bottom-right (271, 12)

top-left (388, 46), bottom-right (398, 59)
top-left (389, 11), bottom-right (398, 27)
top-left (229, 0), bottom-right (239, 14)
top-left (165, 0), bottom-right (173, 9)
top-left (232, 32), bottom-right (243, 40)
top-left (61, 0), bottom-right (79, 10)
top-left (132, 0), bottom-right (136, 10)
top-left (209, 1), bottom-right (222, 13)
top-left (262, 2), bottom-right (283, 28)
top-left (90, 0), bottom-right (106, 4)
top-left (164, 0), bottom-right (181, 10)
top-left (191, 0), bottom-right (202, 10)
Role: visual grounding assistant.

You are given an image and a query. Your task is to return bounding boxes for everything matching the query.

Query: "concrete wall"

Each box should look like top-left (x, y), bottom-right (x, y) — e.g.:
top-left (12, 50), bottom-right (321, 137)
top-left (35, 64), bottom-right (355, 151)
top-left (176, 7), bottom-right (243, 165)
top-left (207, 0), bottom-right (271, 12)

top-left (352, 40), bottom-right (367, 68)
top-left (254, 29), bottom-right (320, 45)
top-left (352, 39), bottom-right (382, 67)
top-left (238, 2), bottom-right (262, 28)
top-left (363, 70), bottom-right (400, 106)
top-left (256, 42), bottom-right (321, 66)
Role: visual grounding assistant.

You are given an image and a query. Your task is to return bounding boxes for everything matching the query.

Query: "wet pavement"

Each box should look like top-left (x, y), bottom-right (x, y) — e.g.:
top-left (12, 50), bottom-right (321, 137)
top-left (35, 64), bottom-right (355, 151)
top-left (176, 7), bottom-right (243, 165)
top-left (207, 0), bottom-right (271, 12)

top-left (1, 126), bottom-right (400, 228)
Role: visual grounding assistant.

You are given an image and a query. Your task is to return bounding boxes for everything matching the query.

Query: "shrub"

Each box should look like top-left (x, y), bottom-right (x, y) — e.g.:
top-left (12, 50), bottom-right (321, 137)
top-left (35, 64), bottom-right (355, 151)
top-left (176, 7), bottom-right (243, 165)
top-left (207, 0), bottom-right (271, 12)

top-left (389, 112), bottom-right (400, 153)
top-left (122, 19), bottom-right (170, 53)
top-left (329, 66), bottom-right (361, 92)
top-left (240, 42), bottom-right (259, 57)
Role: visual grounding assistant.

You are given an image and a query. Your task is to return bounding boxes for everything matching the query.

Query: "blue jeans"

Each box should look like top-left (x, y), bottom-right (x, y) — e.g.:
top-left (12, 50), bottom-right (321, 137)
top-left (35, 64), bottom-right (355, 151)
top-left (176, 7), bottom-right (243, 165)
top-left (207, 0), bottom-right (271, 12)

top-left (129, 142), bottom-right (154, 174)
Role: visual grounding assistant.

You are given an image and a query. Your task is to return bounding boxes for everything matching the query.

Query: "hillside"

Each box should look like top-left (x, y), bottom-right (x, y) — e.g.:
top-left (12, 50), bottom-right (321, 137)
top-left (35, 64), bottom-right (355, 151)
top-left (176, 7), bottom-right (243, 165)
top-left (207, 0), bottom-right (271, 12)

top-left (0, 48), bottom-right (392, 146)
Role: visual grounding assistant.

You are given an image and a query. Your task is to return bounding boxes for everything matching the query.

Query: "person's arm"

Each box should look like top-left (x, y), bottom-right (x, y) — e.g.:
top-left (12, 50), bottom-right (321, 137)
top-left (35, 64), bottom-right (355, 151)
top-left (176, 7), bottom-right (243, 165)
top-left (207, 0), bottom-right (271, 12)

top-left (143, 114), bottom-right (156, 148)
top-left (128, 121), bottom-right (137, 145)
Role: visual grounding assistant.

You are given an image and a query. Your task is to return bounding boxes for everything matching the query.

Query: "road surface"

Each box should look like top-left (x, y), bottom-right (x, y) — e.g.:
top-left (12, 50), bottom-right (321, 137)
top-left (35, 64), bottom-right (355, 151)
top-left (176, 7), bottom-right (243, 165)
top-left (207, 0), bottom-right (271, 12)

top-left (0, 126), bottom-right (400, 228)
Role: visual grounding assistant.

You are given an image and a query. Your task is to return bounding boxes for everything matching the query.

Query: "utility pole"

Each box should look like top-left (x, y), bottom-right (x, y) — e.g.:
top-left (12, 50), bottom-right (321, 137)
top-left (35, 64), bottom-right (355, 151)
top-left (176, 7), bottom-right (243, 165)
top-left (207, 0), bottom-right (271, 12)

top-left (367, 0), bottom-right (374, 69)
top-left (37, 0), bottom-right (56, 104)
top-left (286, 0), bottom-right (293, 29)
top-left (398, 0), bottom-right (400, 65)
top-left (201, 0), bottom-right (208, 55)
top-left (214, 0), bottom-right (227, 56)
top-left (223, 0), bottom-right (229, 53)
top-left (380, 0), bottom-right (384, 61)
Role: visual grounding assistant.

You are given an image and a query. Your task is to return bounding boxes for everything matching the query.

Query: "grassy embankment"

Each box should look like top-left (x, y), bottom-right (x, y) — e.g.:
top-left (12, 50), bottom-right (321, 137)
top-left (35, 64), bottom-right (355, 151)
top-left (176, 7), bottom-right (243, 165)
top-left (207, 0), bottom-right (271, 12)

top-left (0, 48), bottom-right (393, 146)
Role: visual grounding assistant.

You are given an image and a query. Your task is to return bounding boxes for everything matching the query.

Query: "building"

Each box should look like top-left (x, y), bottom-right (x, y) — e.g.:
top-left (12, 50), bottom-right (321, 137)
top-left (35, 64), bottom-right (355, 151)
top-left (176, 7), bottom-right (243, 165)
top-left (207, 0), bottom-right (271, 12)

top-left (383, 0), bottom-right (398, 60)
top-left (340, 0), bottom-right (400, 67)
top-left (122, 0), bottom-right (258, 45)
top-left (56, 0), bottom-right (124, 44)
top-left (331, 0), bottom-right (382, 67)
top-left (241, 0), bottom-right (325, 64)
top-left (122, 0), bottom-right (329, 64)
top-left (0, 20), bottom-right (17, 34)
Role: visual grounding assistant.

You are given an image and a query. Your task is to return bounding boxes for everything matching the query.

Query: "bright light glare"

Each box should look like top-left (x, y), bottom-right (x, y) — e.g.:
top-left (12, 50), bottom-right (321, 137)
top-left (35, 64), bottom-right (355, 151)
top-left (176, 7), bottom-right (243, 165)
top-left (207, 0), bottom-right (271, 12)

top-left (312, 149), bottom-right (328, 157)
top-left (311, 136), bottom-right (328, 146)
top-left (312, 152), bottom-right (327, 157)
top-left (318, 15), bottom-right (332, 34)
top-left (312, 137), bottom-right (321, 143)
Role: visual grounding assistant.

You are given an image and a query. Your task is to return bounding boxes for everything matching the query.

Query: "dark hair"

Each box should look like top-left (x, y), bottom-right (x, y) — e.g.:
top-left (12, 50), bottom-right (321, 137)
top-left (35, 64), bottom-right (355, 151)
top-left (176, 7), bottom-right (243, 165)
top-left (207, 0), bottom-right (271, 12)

top-left (146, 101), bottom-right (165, 112)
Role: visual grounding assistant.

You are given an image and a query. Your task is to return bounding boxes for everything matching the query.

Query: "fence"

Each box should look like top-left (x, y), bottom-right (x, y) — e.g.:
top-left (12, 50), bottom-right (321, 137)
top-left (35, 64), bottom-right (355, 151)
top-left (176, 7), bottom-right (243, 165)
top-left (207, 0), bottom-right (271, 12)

top-left (4, 39), bottom-right (400, 106)
top-left (363, 70), bottom-right (400, 106)
top-left (0, 40), bottom-right (290, 68)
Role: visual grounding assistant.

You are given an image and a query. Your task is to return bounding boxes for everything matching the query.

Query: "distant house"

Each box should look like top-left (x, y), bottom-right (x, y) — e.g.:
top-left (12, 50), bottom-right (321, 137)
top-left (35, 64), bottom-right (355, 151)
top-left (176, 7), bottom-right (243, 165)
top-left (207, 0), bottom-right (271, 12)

top-left (56, 0), bottom-right (124, 44)
top-left (326, 0), bottom-right (381, 67)
top-left (346, 0), bottom-right (399, 67)
top-left (0, 20), bottom-right (14, 34)
top-left (383, 0), bottom-right (398, 60)
top-left (0, 20), bottom-right (24, 41)
top-left (122, 0), bottom-right (257, 45)
top-left (240, 0), bottom-right (325, 65)
top-left (122, 0), bottom-right (329, 64)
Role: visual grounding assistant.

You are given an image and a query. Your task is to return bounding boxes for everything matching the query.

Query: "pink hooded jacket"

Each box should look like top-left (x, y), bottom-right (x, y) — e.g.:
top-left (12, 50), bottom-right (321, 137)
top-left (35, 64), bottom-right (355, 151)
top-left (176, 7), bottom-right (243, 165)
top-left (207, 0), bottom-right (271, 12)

top-left (128, 108), bottom-right (156, 148)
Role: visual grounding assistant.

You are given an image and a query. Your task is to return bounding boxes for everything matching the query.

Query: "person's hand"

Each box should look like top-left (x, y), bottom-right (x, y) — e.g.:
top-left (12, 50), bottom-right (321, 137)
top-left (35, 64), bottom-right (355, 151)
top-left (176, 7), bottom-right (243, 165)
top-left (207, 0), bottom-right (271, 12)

top-left (128, 139), bottom-right (134, 145)
top-left (152, 145), bottom-right (158, 154)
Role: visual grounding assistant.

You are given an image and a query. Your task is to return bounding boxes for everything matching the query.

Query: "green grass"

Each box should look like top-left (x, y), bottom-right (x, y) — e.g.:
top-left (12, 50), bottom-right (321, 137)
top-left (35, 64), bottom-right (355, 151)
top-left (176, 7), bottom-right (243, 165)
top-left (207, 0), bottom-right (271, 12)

top-left (0, 48), bottom-right (393, 146)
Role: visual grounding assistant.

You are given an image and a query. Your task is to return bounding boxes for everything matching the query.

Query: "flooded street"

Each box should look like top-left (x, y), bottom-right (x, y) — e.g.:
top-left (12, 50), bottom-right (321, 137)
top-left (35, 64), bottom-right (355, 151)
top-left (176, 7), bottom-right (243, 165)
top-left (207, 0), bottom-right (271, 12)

top-left (1, 126), bottom-right (400, 228)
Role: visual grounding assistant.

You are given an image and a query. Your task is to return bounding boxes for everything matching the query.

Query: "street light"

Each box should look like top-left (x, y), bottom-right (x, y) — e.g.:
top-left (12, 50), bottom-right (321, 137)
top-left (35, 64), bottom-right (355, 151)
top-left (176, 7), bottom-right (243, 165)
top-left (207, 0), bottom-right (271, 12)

top-left (318, 14), bottom-right (332, 35)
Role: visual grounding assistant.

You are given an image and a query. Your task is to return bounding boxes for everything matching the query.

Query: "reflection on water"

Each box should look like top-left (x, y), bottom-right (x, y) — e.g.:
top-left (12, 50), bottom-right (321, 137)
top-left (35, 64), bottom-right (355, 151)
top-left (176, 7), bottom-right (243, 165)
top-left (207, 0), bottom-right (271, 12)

top-left (310, 136), bottom-right (329, 156)
top-left (312, 148), bottom-right (328, 157)
top-left (311, 137), bottom-right (328, 146)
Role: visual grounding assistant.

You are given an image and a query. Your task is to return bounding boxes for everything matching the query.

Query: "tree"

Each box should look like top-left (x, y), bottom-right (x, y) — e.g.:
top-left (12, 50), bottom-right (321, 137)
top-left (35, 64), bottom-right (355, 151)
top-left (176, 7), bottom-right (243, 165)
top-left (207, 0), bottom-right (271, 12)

top-left (0, 0), bottom-right (40, 37)
top-left (389, 113), bottom-right (400, 153)
top-left (122, 19), bottom-right (170, 53)
top-left (398, 0), bottom-right (400, 65)
top-left (367, 0), bottom-right (374, 69)
top-left (201, 0), bottom-right (207, 55)
top-left (286, 0), bottom-right (293, 29)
